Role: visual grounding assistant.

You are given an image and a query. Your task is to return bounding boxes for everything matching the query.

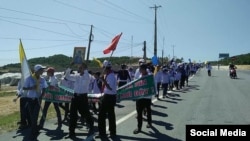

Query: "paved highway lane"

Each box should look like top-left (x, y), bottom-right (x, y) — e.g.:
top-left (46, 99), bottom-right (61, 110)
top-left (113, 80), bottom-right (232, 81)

top-left (1, 68), bottom-right (250, 141)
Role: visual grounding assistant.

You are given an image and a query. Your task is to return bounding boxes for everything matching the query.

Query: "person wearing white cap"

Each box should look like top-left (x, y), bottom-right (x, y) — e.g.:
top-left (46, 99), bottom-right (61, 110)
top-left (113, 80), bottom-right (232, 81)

top-left (23, 64), bottom-right (48, 140)
top-left (95, 60), bottom-right (117, 139)
top-left (134, 58), bottom-right (145, 79)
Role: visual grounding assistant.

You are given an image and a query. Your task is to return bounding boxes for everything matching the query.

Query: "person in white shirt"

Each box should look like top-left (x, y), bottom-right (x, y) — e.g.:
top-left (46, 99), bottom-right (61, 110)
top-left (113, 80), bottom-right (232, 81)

top-left (13, 79), bottom-right (30, 130)
top-left (154, 65), bottom-right (162, 98)
top-left (128, 67), bottom-right (135, 81)
top-left (206, 62), bottom-right (212, 76)
top-left (96, 61), bottom-right (117, 139)
top-left (65, 63), bottom-right (94, 139)
top-left (174, 69), bottom-right (182, 90)
top-left (161, 68), bottom-right (170, 98)
top-left (134, 58), bottom-right (145, 79)
top-left (90, 71), bottom-right (102, 114)
top-left (23, 64), bottom-right (48, 140)
top-left (39, 67), bottom-right (62, 129)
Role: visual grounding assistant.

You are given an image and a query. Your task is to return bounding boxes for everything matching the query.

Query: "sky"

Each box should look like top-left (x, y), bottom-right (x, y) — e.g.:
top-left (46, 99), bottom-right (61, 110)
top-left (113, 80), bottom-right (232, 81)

top-left (0, 0), bottom-right (250, 67)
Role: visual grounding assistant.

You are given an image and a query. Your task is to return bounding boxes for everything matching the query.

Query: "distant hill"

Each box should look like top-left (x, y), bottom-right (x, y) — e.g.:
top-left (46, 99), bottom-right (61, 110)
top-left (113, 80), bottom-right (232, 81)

top-left (0, 54), bottom-right (144, 73)
top-left (0, 53), bottom-right (249, 73)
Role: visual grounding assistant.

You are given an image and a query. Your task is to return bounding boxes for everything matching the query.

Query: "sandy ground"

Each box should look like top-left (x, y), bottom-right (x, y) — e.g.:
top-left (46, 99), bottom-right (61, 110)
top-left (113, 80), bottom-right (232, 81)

top-left (0, 85), bottom-right (19, 116)
top-left (0, 96), bottom-right (19, 116)
top-left (236, 65), bottom-right (250, 70)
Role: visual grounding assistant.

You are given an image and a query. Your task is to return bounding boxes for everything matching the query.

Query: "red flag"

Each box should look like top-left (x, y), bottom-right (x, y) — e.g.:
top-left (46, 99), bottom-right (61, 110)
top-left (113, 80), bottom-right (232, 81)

top-left (103, 32), bottom-right (122, 54)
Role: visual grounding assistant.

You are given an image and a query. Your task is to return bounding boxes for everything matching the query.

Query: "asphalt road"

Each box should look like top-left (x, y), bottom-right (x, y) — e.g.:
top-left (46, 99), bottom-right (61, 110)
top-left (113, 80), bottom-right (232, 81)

top-left (0, 68), bottom-right (250, 141)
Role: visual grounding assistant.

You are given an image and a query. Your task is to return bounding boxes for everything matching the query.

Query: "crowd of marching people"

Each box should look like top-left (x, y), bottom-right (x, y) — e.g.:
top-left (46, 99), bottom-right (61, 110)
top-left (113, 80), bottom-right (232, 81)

top-left (14, 58), bottom-right (201, 140)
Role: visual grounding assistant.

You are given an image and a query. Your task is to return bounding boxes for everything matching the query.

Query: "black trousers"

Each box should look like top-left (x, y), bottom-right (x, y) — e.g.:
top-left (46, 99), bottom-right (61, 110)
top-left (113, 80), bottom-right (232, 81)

top-left (27, 98), bottom-right (41, 136)
top-left (59, 103), bottom-right (70, 120)
top-left (20, 97), bottom-right (31, 125)
top-left (39, 101), bottom-right (62, 127)
top-left (174, 80), bottom-right (180, 89)
top-left (180, 75), bottom-right (185, 88)
top-left (69, 94), bottom-right (94, 133)
top-left (162, 83), bottom-right (169, 96)
top-left (98, 94), bottom-right (116, 135)
top-left (136, 98), bottom-right (152, 130)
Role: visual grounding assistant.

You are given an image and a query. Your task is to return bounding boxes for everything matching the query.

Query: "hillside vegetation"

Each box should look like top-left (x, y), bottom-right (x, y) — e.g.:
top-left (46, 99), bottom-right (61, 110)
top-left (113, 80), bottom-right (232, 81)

top-left (0, 55), bottom-right (145, 73)
top-left (0, 53), bottom-right (249, 73)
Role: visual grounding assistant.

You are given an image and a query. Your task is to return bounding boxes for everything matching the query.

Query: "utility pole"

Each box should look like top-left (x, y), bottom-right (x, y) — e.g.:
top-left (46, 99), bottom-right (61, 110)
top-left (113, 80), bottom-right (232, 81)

top-left (172, 45), bottom-right (175, 59)
top-left (143, 41), bottom-right (147, 60)
top-left (162, 49), bottom-right (164, 65)
top-left (150, 5), bottom-right (161, 57)
top-left (86, 25), bottom-right (93, 64)
top-left (162, 37), bottom-right (165, 65)
top-left (130, 36), bottom-right (133, 65)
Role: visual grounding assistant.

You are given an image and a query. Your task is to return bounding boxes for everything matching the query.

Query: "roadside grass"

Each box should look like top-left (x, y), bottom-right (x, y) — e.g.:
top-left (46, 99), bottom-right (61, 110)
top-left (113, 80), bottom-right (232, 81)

top-left (0, 99), bottom-right (62, 134)
top-left (0, 111), bottom-right (20, 133)
top-left (0, 91), bottom-right (16, 97)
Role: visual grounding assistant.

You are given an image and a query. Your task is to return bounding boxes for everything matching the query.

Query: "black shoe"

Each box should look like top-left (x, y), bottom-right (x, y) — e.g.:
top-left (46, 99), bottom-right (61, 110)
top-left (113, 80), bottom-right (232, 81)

top-left (65, 132), bottom-right (76, 139)
top-left (108, 134), bottom-right (117, 139)
top-left (133, 128), bottom-right (141, 134)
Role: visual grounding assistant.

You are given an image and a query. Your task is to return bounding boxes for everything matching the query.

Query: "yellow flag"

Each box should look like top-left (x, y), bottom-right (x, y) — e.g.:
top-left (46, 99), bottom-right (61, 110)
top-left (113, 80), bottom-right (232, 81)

top-left (19, 39), bottom-right (31, 87)
top-left (93, 57), bottom-right (103, 68)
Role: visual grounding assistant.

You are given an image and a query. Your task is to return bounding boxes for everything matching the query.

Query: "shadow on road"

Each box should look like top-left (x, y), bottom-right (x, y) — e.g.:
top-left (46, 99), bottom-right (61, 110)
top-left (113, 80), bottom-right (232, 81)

top-left (152, 103), bottom-right (167, 109)
top-left (179, 84), bottom-right (200, 93)
top-left (157, 98), bottom-right (178, 104)
top-left (152, 109), bottom-right (168, 117)
top-left (42, 127), bottom-right (68, 140)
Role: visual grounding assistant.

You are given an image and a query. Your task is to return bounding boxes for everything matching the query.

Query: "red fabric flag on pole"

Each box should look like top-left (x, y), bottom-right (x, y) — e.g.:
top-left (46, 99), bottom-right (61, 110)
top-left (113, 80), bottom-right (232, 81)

top-left (103, 32), bottom-right (122, 54)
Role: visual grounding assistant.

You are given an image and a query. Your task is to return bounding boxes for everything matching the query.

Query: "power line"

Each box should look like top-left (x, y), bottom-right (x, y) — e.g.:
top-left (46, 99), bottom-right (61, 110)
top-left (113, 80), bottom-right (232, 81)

top-left (102, 0), bottom-right (152, 22)
top-left (0, 18), bottom-right (82, 39)
top-left (0, 7), bottom-right (91, 26)
top-left (0, 37), bottom-right (82, 42)
top-left (0, 41), bottom-right (83, 52)
top-left (0, 15), bottom-right (85, 38)
top-left (53, 0), bottom-right (144, 23)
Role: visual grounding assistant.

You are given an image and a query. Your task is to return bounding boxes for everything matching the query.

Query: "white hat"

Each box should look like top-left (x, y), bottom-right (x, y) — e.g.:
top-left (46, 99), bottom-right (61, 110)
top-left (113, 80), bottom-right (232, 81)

top-left (138, 58), bottom-right (145, 63)
top-left (103, 60), bottom-right (112, 68)
top-left (34, 64), bottom-right (46, 72)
